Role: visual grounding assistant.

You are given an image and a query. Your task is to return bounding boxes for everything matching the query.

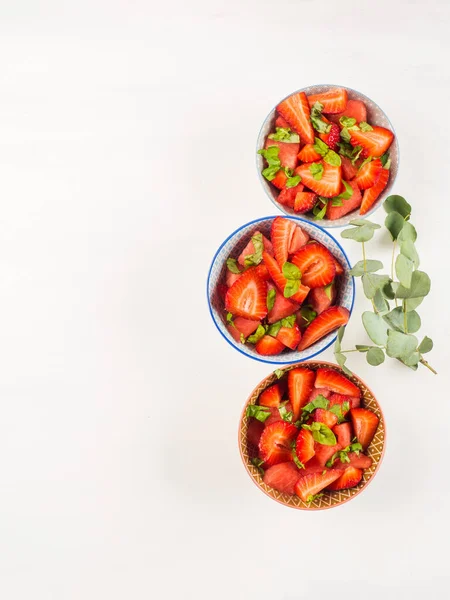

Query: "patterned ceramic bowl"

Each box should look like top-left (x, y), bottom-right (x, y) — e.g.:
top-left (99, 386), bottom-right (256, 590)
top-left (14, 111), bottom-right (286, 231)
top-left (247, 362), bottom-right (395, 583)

top-left (239, 361), bottom-right (386, 510)
top-left (256, 84), bottom-right (399, 228)
top-left (207, 216), bottom-right (355, 364)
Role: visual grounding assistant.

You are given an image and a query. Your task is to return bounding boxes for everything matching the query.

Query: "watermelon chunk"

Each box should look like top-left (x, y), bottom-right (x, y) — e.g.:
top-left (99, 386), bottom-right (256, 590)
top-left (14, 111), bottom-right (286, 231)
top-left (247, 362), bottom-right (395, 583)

top-left (226, 269), bottom-right (242, 287)
top-left (237, 231), bottom-right (273, 266)
top-left (265, 138), bottom-right (299, 171)
top-left (307, 282), bottom-right (336, 315)
top-left (341, 156), bottom-right (358, 180)
top-left (228, 317), bottom-right (260, 342)
top-left (267, 284), bottom-right (300, 324)
top-left (289, 225), bottom-right (310, 254)
top-left (263, 461), bottom-right (300, 495)
top-left (308, 387), bottom-right (331, 402)
top-left (326, 180), bottom-right (362, 220)
top-left (328, 99), bottom-right (368, 125)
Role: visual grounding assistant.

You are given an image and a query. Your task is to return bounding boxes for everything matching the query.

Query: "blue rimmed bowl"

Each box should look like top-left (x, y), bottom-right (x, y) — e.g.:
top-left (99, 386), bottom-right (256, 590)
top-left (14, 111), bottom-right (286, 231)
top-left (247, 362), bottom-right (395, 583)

top-left (207, 216), bottom-right (355, 364)
top-left (256, 84), bottom-right (399, 228)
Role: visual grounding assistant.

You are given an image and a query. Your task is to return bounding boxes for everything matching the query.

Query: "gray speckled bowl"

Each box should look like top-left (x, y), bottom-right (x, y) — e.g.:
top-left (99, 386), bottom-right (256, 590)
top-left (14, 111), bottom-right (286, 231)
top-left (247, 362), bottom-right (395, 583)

top-left (256, 84), bottom-right (399, 228)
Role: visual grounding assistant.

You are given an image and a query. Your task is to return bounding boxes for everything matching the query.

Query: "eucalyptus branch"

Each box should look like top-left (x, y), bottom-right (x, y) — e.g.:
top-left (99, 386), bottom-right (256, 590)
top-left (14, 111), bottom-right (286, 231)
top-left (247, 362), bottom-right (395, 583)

top-left (335, 196), bottom-right (435, 374)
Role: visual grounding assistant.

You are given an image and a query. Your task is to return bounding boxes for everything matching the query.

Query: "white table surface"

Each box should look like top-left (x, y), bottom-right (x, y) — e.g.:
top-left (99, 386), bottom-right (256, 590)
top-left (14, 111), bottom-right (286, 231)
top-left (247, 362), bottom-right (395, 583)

top-left (0, 1), bottom-right (449, 598)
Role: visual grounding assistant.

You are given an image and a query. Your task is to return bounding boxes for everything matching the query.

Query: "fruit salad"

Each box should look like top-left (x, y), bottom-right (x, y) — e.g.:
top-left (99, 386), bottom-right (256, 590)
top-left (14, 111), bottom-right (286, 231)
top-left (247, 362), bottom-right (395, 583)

top-left (246, 367), bottom-right (380, 502)
top-left (220, 216), bottom-right (350, 356)
top-left (258, 87), bottom-right (395, 219)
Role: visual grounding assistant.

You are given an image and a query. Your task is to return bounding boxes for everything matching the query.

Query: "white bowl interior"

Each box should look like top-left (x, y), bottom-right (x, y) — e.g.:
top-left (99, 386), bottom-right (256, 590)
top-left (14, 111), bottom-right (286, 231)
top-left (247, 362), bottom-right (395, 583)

top-left (256, 85), bottom-right (399, 228)
top-left (208, 216), bottom-right (355, 364)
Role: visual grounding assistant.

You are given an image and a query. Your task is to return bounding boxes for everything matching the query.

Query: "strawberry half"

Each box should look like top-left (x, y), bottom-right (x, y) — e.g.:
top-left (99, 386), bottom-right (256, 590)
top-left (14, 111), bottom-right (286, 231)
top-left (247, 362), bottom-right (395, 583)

top-left (288, 367), bottom-right (315, 420)
top-left (334, 258), bottom-right (344, 276)
top-left (328, 99), bottom-right (367, 125)
top-left (298, 144), bottom-right (322, 163)
top-left (258, 421), bottom-right (298, 466)
top-left (315, 368), bottom-right (361, 398)
top-left (295, 428), bottom-right (315, 464)
top-left (350, 408), bottom-right (379, 450)
top-left (319, 123), bottom-right (340, 150)
top-left (263, 251), bottom-right (310, 305)
top-left (294, 469), bottom-right (342, 501)
top-left (263, 462), bottom-right (300, 495)
top-left (294, 192), bottom-right (317, 214)
top-left (295, 162), bottom-right (342, 198)
top-left (350, 126), bottom-right (394, 157)
top-left (265, 138), bottom-right (300, 171)
top-left (307, 88), bottom-right (348, 114)
top-left (277, 185), bottom-right (303, 208)
top-left (291, 242), bottom-right (336, 288)
top-left (271, 216), bottom-right (296, 267)
top-left (360, 168), bottom-right (389, 215)
top-left (353, 159), bottom-right (382, 190)
top-left (247, 263), bottom-right (272, 283)
top-left (271, 169), bottom-right (288, 190)
top-left (259, 382), bottom-right (284, 407)
top-left (326, 180), bottom-right (362, 220)
top-left (277, 92), bottom-right (315, 144)
top-left (255, 335), bottom-right (285, 356)
top-left (335, 452), bottom-right (373, 470)
top-left (277, 323), bottom-right (301, 350)
top-left (314, 408), bottom-right (338, 429)
top-left (225, 270), bottom-right (268, 320)
top-left (327, 466), bottom-right (363, 491)
top-left (333, 422), bottom-right (352, 448)
top-left (298, 306), bottom-right (350, 351)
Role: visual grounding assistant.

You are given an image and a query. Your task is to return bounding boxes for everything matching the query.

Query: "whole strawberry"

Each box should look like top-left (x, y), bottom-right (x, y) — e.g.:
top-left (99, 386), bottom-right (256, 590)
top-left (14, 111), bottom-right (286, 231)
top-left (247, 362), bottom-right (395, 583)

top-left (326, 124), bottom-right (340, 150)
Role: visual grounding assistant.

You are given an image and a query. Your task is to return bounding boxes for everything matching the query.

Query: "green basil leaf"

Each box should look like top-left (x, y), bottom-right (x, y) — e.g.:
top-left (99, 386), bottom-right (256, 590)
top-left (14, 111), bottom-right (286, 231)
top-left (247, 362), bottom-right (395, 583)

top-left (383, 195), bottom-right (411, 219)
top-left (418, 336), bottom-right (433, 354)
top-left (284, 279), bottom-right (301, 298)
top-left (240, 333), bottom-right (246, 343)
top-left (310, 102), bottom-right (331, 134)
top-left (310, 162), bottom-right (324, 181)
top-left (258, 146), bottom-right (282, 181)
top-left (247, 324), bottom-right (267, 345)
top-left (282, 262), bottom-right (301, 280)
top-left (323, 150), bottom-right (342, 167)
top-left (268, 127), bottom-right (300, 143)
top-left (349, 259), bottom-right (383, 277)
top-left (244, 233), bottom-right (264, 267)
top-left (333, 180), bottom-right (353, 202)
top-left (281, 315), bottom-right (296, 328)
top-left (313, 137), bottom-right (329, 157)
top-left (359, 122), bottom-right (373, 132)
top-left (267, 288), bottom-right (276, 312)
top-left (311, 422), bottom-right (337, 446)
top-left (274, 369), bottom-right (284, 379)
top-left (251, 457), bottom-right (265, 476)
top-left (302, 395), bottom-right (330, 414)
top-left (395, 270), bottom-right (431, 299)
top-left (380, 152), bottom-right (391, 168)
top-left (313, 198), bottom-right (328, 220)
top-left (246, 404), bottom-right (271, 422)
top-left (279, 405), bottom-right (294, 423)
top-left (292, 449), bottom-right (305, 470)
top-left (226, 258), bottom-right (241, 274)
top-left (266, 321), bottom-right (282, 337)
top-left (299, 305), bottom-right (317, 326)
top-left (340, 128), bottom-right (352, 143)
top-left (331, 198), bottom-right (343, 207)
top-left (324, 283), bottom-right (333, 300)
top-left (366, 346), bottom-right (385, 366)
top-left (362, 311), bottom-right (388, 345)
top-left (285, 174), bottom-right (301, 188)
top-left (339, 116), bottom-right (356, 128)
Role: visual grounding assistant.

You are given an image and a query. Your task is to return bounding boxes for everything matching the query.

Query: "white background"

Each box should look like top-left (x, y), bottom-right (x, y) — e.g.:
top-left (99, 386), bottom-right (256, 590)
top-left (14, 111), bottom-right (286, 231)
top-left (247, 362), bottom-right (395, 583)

top-left (0, 1), bottom-right (449, 598)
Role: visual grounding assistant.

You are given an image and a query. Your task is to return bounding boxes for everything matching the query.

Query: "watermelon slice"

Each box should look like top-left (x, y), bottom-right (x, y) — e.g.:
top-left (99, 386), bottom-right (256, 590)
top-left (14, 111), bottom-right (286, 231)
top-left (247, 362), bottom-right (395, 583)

top-left (307, 282), bottom-right (336, 315)
top-left (237, 231), bottom-right (273, 266)
top-left (289, 225), bottom-right (310, 254)
top-left (265, 138), bottom-right (300, 171)
top-left (326, 180), bottom-right (362, 220)
top-left (267, 283), bottom-right (300, 324)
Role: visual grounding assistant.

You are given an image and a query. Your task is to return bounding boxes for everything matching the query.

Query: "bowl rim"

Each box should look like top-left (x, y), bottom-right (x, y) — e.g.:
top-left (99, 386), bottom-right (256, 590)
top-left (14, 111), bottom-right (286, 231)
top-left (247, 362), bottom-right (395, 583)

top-left (206, 215), bottom-right (356, 364)
top-left (256, 83), bottom-right (400, 228)
top-left (238, 360), bottom-right (387, 510)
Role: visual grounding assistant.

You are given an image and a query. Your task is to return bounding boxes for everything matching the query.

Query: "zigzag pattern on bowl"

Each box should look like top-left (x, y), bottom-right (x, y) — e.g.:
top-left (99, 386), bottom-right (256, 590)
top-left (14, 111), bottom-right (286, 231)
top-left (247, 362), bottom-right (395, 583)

top-left (256, 84), bottom-right (399, 228)
top-left (239, 362), bottom-right (385, 510)
top-left (208, 217), bottom-right (354, 364)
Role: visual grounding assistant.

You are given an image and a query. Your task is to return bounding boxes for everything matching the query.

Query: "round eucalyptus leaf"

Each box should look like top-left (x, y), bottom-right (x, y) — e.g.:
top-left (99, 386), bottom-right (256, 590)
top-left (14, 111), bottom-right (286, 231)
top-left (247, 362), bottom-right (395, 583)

top-left (383, 195), bottom-right (412, 218)
top-left (366, 347), bottom-right (385, 366)
top-left (349, 219), bottom-right (381, 229)
top-left (418, 336), bottom-right (433, 354)
top-left (395, 254), bottom-right (414, 288)
top-left (385, 211), bottom-right (405, 241)
top-left (386, 330), bottom-right (418, 359)
top-left (400, 239), bottom-right (420, 268)
top-left (383, 307), bottom-right (421, 333)
top-left (404, 296), bottom-right (424, 312)
top-left (349, 259), bottom-right (383, 277)
top-left (362, 311), bottom-right (388, 346)
top-left (397, 222), bottom-right (417, 243)
top-left (362, 273), bottom-right (391, 299)
top-left (341, 225), bottom-right (375, 242)
top-left (395, 270), bottom-right (431, 299)
top-left (373, 288), bottom-right (389, 314)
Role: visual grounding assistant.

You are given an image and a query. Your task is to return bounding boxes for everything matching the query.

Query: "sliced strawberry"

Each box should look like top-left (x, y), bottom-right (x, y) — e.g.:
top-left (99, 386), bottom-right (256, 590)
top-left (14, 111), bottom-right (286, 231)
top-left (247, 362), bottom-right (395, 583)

top-left (315, 368), bottom-right (361, 397)
top-left (247, 419), bottom-right (264, 450)
top-left (295, 469), bottom-right (342, 501)
top-left (263, 461), bottom-right (300, 495)
top-left (314, 441), bottom-right (340, 467)
top-left (334, 258), bottom-right (344, 276)
top-left (328, 394), bottom-right (352, 416)
top-left (296, 456), bottom-right (324, 477)
top-left (277, 323), bottom-right (301, 349)
top-left (255, 335), bottom-right (285, 356)
top-left (326, 180), bottom-right (362, 220)
top-left (333, 422), bottom-right (352, 448)
top-left (294, 192), bottom-right (317, 214)
top-left (314, 408), bottom-right (338, 429)
top-left (307, 282), bottom-right (335, 315)
top-left (259, 382), bottom-right (284, 407)
top-left (353, 159), bottom-right (382, 190)
top-left (258, 421), bottom-right (298, 466)
top-left (298, 306), bottom-right (350, 351)
top-left (263, 251), bottom-right (310, 305)
top-left (295, 429), bottom-right (315, 464)
top-left (237, 231), bottom-right (273, 266)
top-left (277, 184), bottom-right (303, 208)
top-left (267, 283), bottom-right (300, 324)
top-left (265, 138), bottom-right (299, 171)
top-left (277, 92), bottom-right (315, 144)
top-left (225, 270), bottom-right (268, 320)
top-left (288, 368), bottom-right (315, 420)
top-left (289, 225), bottom-right (310, 253)
top-left (308, 88), bottom-right (348, 114)
top-left (295, 162), bottom-right (342, 198)
top-left (247, 263), bottom-right (272, 283)
top-left (328, 99), bottom-right (368, 125)
top-left (319, 123), bottom-right (340, 150)
top-left (228, 317), bottom-right (260, 343)
top-left (298, 144), bottom-right (322, 163)
top-left (360, 168), bottom-right (389, 215)
top-left (271, 169), bottom-right (288, 190)
top-left (291, 242), bottom-right (336, 288)
top-left (327, 466), bottom-right (363, 491)
top-left (350, 408), bottom-right (379, 450)
top-left (264, 402), bottom-right (292, 426)
top-left (275, 115), bottom-right (290, 128)
top-left (308, 387), bottom-right (331, 402)
top-left (271, 216), bottom-right (296, 267)
top-left (350, 126), bottom-right (394, 157)
top-left (341, 156), bottom-right (358, 180)
top-left (335, 452), bottom-right (373, 470)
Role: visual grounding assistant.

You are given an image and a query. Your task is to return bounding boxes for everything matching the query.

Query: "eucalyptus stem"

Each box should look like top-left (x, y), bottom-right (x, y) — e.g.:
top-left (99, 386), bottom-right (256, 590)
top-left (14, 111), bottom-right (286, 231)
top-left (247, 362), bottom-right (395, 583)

top-left (361, 241), bottom-right (377, 314)
top-left (402, 300), bottom-right (408, 333)
top-left (392, 241), bottom-right (398, 307)
top-left (420, 358), bottom-right (437, 375)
